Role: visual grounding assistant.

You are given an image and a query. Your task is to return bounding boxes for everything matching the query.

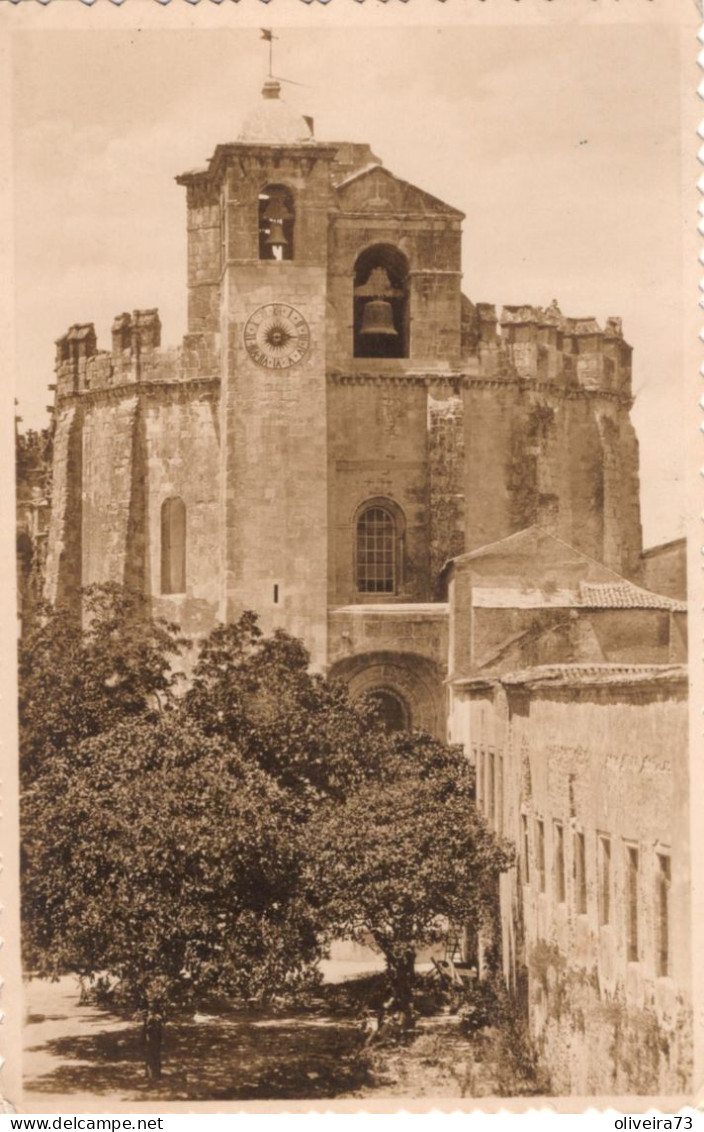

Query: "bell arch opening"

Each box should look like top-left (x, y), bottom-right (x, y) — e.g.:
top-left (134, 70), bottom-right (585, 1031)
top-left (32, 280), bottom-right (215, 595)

top-left (353, 244), bottom-right (408, 359)
top-left (258, 184), bottom-right (295, 261)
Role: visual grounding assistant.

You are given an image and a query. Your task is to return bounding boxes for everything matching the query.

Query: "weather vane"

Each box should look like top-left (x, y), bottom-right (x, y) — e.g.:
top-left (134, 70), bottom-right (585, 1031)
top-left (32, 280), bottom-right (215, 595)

top-left (260, 29), bottom-right (277, 79)
top-left (260, 29), bottom-right (310, 89)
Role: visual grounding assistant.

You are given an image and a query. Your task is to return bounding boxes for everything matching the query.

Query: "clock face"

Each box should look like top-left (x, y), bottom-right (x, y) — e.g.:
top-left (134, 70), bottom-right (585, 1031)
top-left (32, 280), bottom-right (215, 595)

top-left (243, 304), bottom-right (311, 370)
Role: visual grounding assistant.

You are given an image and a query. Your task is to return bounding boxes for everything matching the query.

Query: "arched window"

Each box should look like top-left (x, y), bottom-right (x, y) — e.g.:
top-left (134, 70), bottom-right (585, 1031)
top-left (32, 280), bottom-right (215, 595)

top-left (161, 497), bottom-right (186, 595)
top-left (258, 184), bottom-right (295, 261)
top-left (367, 688), bottom-right (409, 733)
top-left (353, 244), bottom-right (409, 359)
top-left (356, 501), bottom-right (403, 594)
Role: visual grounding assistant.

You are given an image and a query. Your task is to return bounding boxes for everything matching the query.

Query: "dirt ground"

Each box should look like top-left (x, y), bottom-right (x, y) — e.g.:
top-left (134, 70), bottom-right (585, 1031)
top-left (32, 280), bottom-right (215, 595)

top-left (21, 964), bottom-right (545, 1108)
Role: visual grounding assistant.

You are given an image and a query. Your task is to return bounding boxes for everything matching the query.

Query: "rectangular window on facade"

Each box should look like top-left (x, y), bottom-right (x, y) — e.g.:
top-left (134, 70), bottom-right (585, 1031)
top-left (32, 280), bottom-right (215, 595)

top-left (574, 830), bottom-right (587, 914)
top-left (554, 822), bottom-right (566, 903)
top-left (656, 852), bottom-right (671, 977)
top-left (496, 753), bottom-right (503, 834)
top-left (626, 844), bottom-right (639, 962)
top-left (487, 750), bottom-right (495, 824)
top-left (598, 835), bottom-right (611, 926)
top-left (521, 814), bottom-right (530, 885)
top-left (536, 819), bottom-right (546, 893)
top-left (475, 747), bottom-right (483, 809)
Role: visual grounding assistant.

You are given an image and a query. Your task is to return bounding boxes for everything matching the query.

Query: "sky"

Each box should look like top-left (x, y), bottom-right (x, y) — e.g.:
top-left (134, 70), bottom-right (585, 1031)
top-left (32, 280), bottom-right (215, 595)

top-left (11, 23), bottom-right (685, 548)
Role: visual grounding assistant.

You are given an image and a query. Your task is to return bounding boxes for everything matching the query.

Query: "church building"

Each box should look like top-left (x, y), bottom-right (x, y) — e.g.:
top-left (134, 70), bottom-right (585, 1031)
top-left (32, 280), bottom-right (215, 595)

top-left (39, 79), bottom-right (691, 1094)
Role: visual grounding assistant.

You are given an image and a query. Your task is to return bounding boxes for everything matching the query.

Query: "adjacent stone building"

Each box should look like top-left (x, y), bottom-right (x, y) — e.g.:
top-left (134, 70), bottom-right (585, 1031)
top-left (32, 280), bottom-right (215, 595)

top-left (446, 529), bottom-right (689, 1094)
top-left (35, 80), bottom-right (690, 1093)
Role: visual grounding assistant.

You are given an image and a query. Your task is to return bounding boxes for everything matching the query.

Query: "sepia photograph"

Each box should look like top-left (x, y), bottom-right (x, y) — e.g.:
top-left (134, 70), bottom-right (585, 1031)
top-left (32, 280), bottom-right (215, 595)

top-left (3, 0), bottom-right (699, 1113)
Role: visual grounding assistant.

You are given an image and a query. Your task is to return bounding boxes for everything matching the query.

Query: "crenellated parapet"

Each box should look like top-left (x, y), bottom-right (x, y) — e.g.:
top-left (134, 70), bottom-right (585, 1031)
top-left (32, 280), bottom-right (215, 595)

top-left (470, 299), bottom-right (632, 400)
top-left (53, 310), bottom-right (219, 404)
top-left (461, 299), bottom-right (642, 577)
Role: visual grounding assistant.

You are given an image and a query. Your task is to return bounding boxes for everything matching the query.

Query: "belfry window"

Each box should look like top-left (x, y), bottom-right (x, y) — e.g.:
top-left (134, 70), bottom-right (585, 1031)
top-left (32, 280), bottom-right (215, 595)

top-left (161, 496), bottom-right (186, 595)
top-left (353, 244), bottom-right (408, 359)
top-left (355, 501), bottom-right (403, 594)
top-left (258, 185), bottom-right (294, 261)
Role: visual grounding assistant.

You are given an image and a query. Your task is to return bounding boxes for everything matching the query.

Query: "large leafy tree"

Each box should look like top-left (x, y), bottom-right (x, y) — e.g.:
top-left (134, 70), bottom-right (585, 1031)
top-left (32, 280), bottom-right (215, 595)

top-left (21, 605), bottom-right (385, 1079)
top-left (19, 584), bottom-right (186, 785)
top-left (21, 598), bottom-right (513, 1082)
top-left (22, 714), bottom-right (321, 1079)
top-left (182, 613), bottom-right (386, 804)
top-left (310, 733), bottom-right (514, 1028)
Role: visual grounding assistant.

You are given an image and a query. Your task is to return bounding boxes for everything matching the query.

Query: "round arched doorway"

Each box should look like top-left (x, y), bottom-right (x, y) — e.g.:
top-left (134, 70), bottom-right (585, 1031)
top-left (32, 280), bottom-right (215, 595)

top-left (365, 687), bottom-right (409, 733)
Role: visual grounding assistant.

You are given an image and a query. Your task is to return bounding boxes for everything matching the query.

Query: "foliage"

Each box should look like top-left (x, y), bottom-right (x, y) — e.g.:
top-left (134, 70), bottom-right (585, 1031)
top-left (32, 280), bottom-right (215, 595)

top-left (22, 713), bottom-right (322, 1078)
top-left (309, 732), bottom-right (514, 1025)
top-left (21, 597), bottom-right (516, 1080)
top-left (182, 613), bottom-right (387, 804)
top-left (19, 584), bottom-right (186, 785)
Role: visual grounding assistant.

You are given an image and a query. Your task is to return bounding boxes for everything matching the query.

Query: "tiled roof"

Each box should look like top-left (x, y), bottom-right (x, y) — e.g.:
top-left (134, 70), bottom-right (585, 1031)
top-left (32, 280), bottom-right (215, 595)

top-left (453, 664), bottom-right (688, 691)
top-left (579, 581), bottom-right (685, 612)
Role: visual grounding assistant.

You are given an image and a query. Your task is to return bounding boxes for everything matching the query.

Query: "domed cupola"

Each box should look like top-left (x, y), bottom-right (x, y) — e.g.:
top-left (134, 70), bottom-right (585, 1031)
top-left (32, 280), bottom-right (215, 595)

top-left (237, 79), bottom-right (314, 145)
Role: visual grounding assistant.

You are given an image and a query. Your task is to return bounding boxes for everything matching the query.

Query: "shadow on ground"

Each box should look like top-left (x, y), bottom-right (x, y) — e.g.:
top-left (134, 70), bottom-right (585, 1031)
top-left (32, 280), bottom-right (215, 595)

top-left (26, 1013), bottom-right (374, 1100)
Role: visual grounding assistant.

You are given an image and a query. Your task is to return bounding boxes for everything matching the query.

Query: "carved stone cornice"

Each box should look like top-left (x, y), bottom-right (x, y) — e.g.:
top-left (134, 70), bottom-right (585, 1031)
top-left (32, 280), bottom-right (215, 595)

top-left (327, 370), bottom-right (632, 404)
top-left (56, 376), bottom-right (220, 410)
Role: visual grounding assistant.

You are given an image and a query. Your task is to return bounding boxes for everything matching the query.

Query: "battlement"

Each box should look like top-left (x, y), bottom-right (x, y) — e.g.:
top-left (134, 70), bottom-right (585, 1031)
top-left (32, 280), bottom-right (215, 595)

top-left (53, 310), bottom-right (219, 399)
top-left (471, 299), bottom-right (632, 397)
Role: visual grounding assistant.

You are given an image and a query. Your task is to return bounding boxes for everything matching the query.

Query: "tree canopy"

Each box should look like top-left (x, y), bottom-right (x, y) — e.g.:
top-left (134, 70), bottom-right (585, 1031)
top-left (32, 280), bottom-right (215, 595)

top-left (20, 591), bottom-right (513, 1076)
top-left (309, 733), bottom-right (513, 1025)
top-left (19, 584), bottom-right (186, 785)
top-left (22, 712), bottom-right (321, 1077)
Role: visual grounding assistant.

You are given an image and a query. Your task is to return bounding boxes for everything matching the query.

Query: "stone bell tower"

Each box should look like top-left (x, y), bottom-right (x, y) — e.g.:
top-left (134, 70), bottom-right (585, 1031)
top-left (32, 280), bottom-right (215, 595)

top-left (178, 81), bottom-right (336, 667)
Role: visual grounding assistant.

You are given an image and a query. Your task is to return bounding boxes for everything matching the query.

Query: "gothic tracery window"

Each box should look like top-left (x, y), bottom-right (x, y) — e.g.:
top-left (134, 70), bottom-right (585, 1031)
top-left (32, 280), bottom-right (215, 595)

top-left (161, 496), bottom-right (186, 595)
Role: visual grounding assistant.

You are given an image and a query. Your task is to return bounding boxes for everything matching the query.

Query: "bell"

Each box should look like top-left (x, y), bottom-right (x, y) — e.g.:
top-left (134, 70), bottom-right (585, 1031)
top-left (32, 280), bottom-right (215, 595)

top-left (265, 221), bottom-right (288, 248)
top-left (360, 299), bottom-right (397, 337)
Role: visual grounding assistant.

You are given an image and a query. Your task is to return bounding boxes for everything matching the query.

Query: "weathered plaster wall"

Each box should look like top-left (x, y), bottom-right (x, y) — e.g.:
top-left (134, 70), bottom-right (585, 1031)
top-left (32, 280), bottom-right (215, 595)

top-left (450, 678), bottom-right (691, 1096)
top-left (641, 539), bottom-right (687, 601)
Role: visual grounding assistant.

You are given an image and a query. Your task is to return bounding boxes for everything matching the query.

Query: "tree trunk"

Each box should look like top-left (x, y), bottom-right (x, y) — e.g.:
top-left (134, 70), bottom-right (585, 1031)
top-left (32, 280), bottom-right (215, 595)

top-left (143, 1012), bottom-right (163, 1080)
top-left (386, 947), bottom-right (416, 1031)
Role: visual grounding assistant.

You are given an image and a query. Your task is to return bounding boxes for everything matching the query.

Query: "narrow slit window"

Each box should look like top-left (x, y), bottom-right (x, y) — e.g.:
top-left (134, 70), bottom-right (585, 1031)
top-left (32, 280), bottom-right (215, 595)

top-left (536, 819), bottom-right (546, 893)
top-left (598, 835), bottom-right (611, 926)
top-left (521, 814), bottom-right (530, 886)
top-left (554, 822), bottom-right (566, 904)
top-left (161, 497), bottom-right (186, 595)
top-left (574, 830), bottom-right (587, 914)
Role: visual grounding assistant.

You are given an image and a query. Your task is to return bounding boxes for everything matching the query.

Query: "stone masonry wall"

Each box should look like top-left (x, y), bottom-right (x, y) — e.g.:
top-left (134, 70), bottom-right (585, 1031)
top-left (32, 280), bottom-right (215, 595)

top-left (462, 304), bottom-right (642, 578)
top-left (142, 389), bottom-right (220, 638)
top-left (327, 378), bottom-right (432, 605)
top-left (453, 680), bottom-right (691, 1096)
top-left (43, 404), bottom-right (83, 611)
top-left (428, 391), bottom-right (465, 589)
top-left (81, 396), bottom-right (140, 588)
